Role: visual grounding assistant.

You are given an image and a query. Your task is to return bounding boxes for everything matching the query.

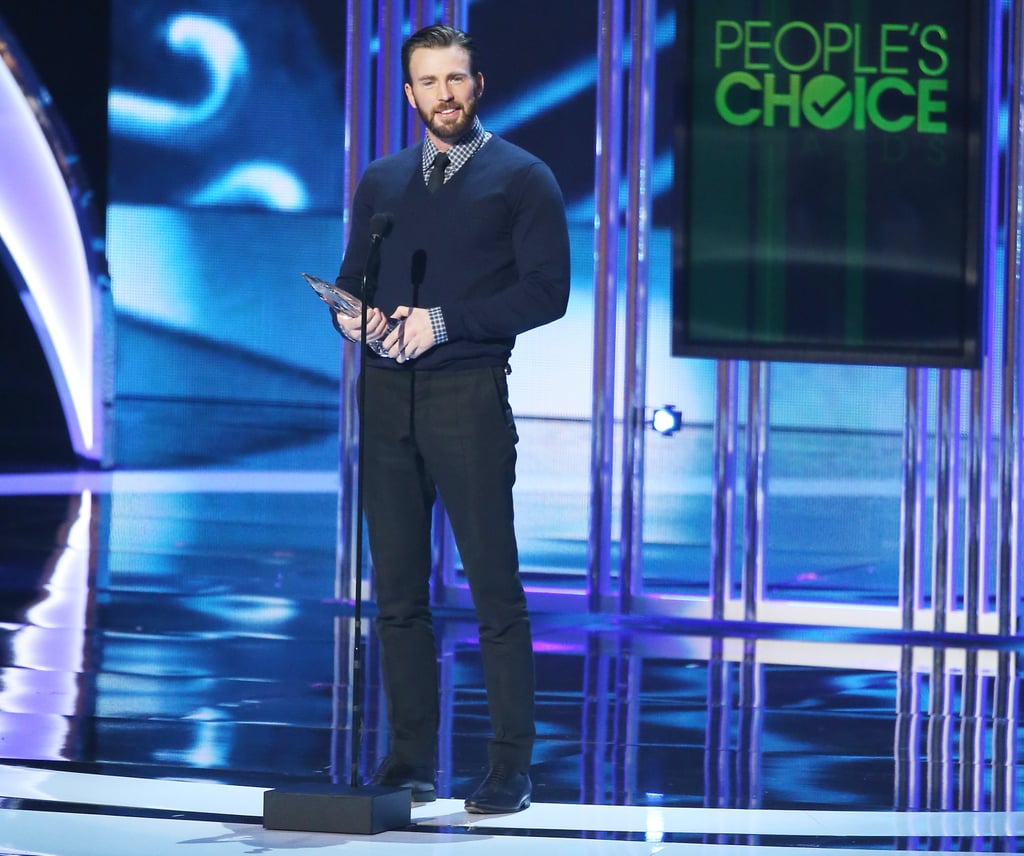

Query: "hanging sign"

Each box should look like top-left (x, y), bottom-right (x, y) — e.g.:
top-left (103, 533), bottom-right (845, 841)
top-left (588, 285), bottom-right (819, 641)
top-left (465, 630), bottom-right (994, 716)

top-left (673, 0), bottom-right (990, 367)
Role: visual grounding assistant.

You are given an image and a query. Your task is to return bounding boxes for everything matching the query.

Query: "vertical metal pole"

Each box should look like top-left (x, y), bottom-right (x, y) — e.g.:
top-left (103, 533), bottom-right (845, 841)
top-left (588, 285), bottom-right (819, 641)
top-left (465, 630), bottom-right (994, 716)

top-left (338, 1), bottom-right (374, 606)
top-left (405, 1), bottom-right (433, 148)
top-left (436, 625), bottom-right (456, 799)
top-left (899, 369), bottom-right (928, 631)
top-left (966, 0), bottom-right (1003, 639)
top-left (931, 370), bottom-right (959, 633)
top-left (711, 361), bottom-right (737, 620)
top-left (442, 0), bottom-right (466, 26)
top-left (581, 632), bottom-right (612, 803)
top-left (998, 0), bottom-right (1024, 638)
top-left (704, 638), bottom-right (731, 810)
top-left (611, 636), bottom-right (640, 803)
top-left (964, 370), bottom-right (988, 635)
top-left (736, 639), bottom-right (762, 813)
top-left (894, 645), bottom-right (921, 811)
top-left (334, 0), bottom-right (374, 782)
top-left (742, 362), bottom-right (769, 622)
top-left (376, 0), bottom-right (405, 157)
top-left (991, 651), bottom-right (1018, 812)
top-left (925, 649), bottom-right (953, 813)
top-left (587, 0), bottom-right (623, 612)
top-left (618, 0), bottom-right (655, 614)
top-left (957, 650), bottom-right (984, 812)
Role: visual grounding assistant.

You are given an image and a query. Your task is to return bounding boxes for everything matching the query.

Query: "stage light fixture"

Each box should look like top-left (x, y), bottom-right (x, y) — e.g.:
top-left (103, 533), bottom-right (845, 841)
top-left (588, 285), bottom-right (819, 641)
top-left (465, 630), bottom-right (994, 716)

top-left (651, 405), bottom-right (683, 436)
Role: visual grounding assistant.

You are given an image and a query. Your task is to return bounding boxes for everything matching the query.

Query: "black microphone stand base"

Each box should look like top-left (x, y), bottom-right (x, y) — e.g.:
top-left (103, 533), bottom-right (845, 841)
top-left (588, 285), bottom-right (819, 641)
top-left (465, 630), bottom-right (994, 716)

top-left (263, 783), bottom-right (411, 835)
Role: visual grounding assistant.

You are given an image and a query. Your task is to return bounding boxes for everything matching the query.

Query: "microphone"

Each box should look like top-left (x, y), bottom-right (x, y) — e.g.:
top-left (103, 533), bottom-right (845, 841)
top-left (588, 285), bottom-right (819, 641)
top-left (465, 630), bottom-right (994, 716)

top-left (369, 211), bottom-right (394, 243)
top-left (362, 212), bottom-right (393, 305)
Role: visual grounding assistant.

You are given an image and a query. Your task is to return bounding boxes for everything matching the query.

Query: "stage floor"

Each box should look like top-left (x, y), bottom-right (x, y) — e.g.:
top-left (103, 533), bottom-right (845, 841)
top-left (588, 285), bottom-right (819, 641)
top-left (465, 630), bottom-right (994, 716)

top-left (0, 464), bottom-right (1020, 854)
top-left (1, 764), bottom-right (1022, 854)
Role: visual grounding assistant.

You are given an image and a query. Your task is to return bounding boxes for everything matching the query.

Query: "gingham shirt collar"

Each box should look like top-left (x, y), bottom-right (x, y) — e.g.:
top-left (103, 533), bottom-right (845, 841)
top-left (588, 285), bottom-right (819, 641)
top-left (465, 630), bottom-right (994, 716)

top-left (421, 116), bottom-right (492, 187)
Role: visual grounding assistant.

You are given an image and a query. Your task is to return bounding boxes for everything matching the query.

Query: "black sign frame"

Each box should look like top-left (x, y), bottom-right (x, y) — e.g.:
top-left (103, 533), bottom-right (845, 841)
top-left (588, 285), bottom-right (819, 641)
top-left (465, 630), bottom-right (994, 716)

top-left (672, 0), bottom-right (992, 369)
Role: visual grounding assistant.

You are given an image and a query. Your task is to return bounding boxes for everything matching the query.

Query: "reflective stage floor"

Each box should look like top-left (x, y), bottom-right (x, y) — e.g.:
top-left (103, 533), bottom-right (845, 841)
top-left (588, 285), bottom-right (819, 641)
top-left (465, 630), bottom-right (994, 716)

top-left (0, 464), bottom-right (1021, 854)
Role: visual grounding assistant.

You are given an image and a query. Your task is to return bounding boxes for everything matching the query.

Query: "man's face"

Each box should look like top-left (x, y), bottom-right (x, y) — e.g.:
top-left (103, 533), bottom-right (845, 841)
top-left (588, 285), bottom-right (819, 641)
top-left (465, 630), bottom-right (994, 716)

top-left (404, 45), bottom-right (484, 148)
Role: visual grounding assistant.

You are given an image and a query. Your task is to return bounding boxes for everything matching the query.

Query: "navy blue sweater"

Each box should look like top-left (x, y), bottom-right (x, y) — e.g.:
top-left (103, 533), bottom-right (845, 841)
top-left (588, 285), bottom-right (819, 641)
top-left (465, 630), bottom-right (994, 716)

top-left (336, 136), bottom-right (571, 371)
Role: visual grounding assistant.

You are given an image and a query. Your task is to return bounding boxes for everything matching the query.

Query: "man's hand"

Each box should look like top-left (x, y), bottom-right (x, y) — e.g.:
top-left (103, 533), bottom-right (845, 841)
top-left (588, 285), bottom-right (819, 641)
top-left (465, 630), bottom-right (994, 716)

top-left (382, 306), bottom-right (436, 363)
top-left (334, 307), bottom-right (389, 344)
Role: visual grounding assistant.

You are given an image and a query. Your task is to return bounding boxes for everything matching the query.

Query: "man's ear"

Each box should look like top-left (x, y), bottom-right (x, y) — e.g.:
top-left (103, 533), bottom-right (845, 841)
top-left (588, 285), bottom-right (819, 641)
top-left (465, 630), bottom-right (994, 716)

top-left (404, 82), bottom-right (416, 109)
top-left (475, 73), bottom-right (485, 99)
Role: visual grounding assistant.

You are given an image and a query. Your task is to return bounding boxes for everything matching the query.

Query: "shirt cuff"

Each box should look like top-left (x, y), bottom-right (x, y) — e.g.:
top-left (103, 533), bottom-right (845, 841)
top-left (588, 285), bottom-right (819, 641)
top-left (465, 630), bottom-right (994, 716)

top-left (428, 306), bottom-right (448, 344)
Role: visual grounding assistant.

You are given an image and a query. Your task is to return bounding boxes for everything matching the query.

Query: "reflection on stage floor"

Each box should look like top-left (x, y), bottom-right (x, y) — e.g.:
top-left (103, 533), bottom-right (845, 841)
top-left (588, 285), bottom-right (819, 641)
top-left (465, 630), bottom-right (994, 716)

top-left (0, 466), bottom-right (1020, 853)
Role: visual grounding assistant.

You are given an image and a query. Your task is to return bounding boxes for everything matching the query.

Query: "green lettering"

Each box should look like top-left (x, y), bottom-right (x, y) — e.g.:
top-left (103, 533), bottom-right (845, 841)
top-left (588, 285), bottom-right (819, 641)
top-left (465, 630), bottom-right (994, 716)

top-left (880, 24), bottom-right (911, 75)
top-left (775, 20), bottom-right (821, 73)
top-left (764, 73), bottom-right (802, 128)
top-left (920, 25), bottom-right (949, 76)
top-left (744, 20), bottom-right (773, 70)
top-left (853, 24), bottom-right (878, 74)
top-left (802, 75), bottom-right (852, 130)
top-left (823, 23), bottom-right (853, 73)
top-left (867, 77), bottom-right (915, 132)
top-left (715, 71), bottom-right (762, 125)
top-left (714, 20), bottom-right (744, 69)
top-left (918, 79), bottom-right (949, 133)
top-left (853, 76), bottom-right (867, 131)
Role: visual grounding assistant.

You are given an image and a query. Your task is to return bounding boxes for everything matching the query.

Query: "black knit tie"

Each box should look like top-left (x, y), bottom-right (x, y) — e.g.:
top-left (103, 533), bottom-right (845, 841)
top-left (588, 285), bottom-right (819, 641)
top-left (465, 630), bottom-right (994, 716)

top-left (427, 151), bottom-right (449, 193)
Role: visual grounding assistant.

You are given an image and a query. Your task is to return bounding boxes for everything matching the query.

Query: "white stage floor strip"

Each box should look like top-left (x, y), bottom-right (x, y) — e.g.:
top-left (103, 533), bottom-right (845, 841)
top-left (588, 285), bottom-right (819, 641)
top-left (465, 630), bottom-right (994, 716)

top-left (0, 765), bottom-right (1016, 855)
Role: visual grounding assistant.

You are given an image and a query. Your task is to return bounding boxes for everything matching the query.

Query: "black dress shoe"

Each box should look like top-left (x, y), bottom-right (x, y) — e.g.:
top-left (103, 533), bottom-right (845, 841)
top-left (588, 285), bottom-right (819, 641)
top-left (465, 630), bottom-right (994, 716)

top-left (464, 764), bottom-right (531, 813)
top-left (368, 756), bottom-right (436, 802)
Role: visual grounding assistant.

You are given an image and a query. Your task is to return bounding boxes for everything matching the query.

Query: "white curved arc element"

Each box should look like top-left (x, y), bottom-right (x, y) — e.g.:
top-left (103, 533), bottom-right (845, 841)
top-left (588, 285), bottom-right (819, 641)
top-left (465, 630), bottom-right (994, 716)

top-left (0, 58), bottom-right (95, 457)
top-left (108, 13), bottom-right (247, 142)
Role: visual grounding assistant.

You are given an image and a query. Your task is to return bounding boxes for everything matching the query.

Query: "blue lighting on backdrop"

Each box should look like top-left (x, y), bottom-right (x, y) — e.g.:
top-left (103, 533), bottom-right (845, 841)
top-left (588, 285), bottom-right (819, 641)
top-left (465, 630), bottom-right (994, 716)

top-left (106, 0), bottom-right (929, 434)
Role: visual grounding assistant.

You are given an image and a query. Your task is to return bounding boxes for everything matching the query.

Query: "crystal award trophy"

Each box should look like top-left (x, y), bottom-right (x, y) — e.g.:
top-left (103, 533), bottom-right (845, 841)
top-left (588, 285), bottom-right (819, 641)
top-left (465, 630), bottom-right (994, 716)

top-left (302, 273), bottom-right (397, 357)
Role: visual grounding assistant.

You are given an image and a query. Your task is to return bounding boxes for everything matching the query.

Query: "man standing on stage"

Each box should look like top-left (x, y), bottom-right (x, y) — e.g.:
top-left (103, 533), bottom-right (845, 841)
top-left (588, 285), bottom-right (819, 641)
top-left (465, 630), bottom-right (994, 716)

top-left (332, 24), bottom-right (570, 813)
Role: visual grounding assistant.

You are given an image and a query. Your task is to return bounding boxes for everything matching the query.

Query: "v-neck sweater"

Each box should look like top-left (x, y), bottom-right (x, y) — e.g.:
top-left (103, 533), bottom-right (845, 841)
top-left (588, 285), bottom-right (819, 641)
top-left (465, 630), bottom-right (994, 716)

top-left (336, 136), bottom-right (571, 371)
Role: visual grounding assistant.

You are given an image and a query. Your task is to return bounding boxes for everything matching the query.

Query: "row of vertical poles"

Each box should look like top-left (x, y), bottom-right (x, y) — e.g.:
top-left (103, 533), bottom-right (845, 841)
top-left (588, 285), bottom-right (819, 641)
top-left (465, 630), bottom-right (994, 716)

top-left (900, 0), bottom-right (1024, 640)
top-left (894, 649), bottom-right (1019, 826)
top-left (589, 0), bottom-right (659, 613)
top-left (718, 0), bottom-right (1021, 637)
top-left (708, 361), bottom-right (770, 624)
top-left (703, 639), bottom-right (763, 816)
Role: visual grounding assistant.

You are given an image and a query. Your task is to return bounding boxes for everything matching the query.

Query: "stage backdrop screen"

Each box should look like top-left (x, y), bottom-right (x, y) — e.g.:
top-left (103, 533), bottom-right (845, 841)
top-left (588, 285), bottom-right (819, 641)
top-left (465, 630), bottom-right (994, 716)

top-left (673, 0), bottom-right (988, 368)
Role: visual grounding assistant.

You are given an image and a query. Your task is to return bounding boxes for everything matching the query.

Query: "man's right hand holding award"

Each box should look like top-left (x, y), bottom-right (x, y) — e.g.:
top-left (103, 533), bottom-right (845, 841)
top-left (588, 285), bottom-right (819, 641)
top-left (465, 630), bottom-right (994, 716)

top-left (332, 303), bottom-right (392, 349)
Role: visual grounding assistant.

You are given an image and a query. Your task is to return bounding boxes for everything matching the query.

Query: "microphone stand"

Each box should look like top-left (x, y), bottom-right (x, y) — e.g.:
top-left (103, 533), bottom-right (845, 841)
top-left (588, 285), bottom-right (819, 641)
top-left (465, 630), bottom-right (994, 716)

top-left (349, 232), bottom-right (382, 790)
top-left (263, 227), bottom-right (409, 835)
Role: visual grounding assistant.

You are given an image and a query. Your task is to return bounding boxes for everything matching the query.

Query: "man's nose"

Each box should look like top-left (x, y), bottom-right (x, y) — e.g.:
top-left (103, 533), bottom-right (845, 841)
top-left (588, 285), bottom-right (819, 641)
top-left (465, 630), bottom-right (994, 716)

top-left (437, 81), bottom-right (453, 101)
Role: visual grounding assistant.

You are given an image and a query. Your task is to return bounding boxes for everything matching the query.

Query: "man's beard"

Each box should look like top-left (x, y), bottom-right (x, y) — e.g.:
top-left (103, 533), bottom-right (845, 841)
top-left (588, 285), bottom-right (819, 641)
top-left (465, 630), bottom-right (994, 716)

top-left (419, 93), bottom-right (478, 142)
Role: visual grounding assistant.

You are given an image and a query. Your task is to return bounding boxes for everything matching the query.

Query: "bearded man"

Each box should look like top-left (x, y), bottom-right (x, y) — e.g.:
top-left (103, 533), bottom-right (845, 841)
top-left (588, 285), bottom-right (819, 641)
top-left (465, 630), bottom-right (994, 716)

top-left (331, 24), bottom-right (571, 814)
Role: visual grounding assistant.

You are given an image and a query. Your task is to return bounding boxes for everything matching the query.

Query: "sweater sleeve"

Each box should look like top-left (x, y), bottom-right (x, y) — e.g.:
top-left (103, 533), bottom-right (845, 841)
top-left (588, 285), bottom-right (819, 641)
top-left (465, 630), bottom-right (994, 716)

top-left (439, 160), bottom-right (571, 342)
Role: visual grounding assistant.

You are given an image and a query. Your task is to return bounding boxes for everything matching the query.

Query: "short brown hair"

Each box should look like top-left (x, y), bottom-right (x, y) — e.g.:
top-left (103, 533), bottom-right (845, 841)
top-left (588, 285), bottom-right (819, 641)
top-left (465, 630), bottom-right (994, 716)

top-left (401, 24), bottom-right (478, 85)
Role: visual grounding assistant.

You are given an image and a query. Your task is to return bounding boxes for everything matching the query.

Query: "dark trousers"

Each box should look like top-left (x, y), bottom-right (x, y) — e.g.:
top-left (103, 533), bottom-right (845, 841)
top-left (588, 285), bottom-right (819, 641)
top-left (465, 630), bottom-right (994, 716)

top-left (361, 364), bottom-right (536, 772)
